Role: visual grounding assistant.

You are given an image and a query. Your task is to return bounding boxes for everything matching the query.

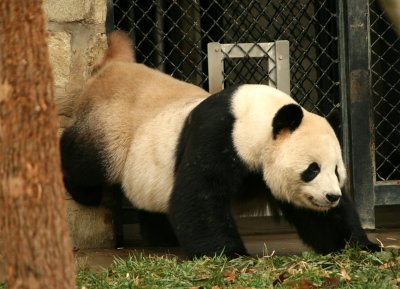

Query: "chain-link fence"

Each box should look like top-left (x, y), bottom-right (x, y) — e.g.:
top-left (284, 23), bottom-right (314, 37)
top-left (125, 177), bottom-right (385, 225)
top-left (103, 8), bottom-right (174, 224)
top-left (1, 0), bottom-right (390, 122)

top-left (370, 0), bottom-right (400, 182)
top-left (112, 0), bottom-right (340, 118)
top-left (107, 0), bottom-right (400, 242)
top-left (111, 0), bottom-right (400, 182)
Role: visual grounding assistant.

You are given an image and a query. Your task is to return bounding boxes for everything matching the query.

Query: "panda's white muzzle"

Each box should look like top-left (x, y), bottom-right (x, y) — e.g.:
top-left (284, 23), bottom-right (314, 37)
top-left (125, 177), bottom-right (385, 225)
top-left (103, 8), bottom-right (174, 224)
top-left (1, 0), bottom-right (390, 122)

top-left (305, 191), bottom-right (341, 211)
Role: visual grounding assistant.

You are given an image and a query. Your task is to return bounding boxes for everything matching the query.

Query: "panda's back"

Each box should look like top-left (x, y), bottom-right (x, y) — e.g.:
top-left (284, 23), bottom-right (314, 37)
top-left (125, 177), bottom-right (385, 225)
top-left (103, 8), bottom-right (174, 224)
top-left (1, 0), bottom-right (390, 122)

top-left (75, 61), bottom-right (209, 183)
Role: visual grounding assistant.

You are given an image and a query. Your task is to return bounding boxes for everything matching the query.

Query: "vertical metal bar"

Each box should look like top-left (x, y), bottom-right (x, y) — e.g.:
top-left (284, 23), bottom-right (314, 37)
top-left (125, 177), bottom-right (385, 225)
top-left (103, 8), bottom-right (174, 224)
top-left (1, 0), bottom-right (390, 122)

top-left (105, 0), bottom-right (115, 33)
top-left (183, 0), bottom-right (202, 85)
top-left (207, 42), bottom-right (224, 93)
top-left (337, 0), bottom-right (350, 182)
top-left (346, 0), bottom-right (375, 229)
top-left (155, 0), bottom-right (165, 71)
top-left (267, 44), bottom-right (277, 89)
top-left (275, 40), bottom-right (290, 95)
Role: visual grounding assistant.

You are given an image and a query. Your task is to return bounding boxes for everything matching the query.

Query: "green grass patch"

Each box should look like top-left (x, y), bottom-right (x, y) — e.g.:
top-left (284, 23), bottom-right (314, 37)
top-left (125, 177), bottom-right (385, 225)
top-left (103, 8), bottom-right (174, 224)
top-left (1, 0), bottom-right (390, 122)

top-left (0, 247), bottom-right (398, 288)
top-left (75, 247), bottom-right (400, 289)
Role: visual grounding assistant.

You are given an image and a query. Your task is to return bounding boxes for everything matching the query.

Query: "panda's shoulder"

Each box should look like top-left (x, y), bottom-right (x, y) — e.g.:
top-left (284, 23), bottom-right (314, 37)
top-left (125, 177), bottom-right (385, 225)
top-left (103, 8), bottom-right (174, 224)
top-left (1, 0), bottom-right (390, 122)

top-left (230, 85), bottom-right (295, 117)
top-left (196, 85), bottom-right (239, 110)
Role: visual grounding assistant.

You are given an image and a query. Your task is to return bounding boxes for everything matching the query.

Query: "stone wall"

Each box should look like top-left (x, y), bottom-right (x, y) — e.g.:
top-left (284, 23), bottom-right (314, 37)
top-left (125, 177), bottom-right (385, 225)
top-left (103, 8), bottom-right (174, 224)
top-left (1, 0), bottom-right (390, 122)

top-left (44, 0), bottom-right (115, 249)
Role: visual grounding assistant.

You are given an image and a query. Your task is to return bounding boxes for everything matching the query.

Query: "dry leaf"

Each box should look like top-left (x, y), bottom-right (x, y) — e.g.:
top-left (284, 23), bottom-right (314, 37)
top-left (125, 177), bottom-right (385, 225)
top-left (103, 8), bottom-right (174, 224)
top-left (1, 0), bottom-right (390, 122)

top-left (341, 268), bottom-right (351, 282)
top-left (223, 270), bottom-right (237, 283)
top-left (133, 275), bottom-right (140, 286)
top-left (287, 267), bottom-right (300, 275)
top-left (211, 286), bottom-right (221, 289)
top-left (244, 268), bottom-right (257, 274)
top-left (322, 276), bottom-right (341, 288)
top-left (191, 275), bottom-right (210, 282)
top-left (286, 278), bottom-right (319, 289)
top-left (272, 272), bottom-right (290, 286)
top-left (379, 258), bottom-right (400, 269)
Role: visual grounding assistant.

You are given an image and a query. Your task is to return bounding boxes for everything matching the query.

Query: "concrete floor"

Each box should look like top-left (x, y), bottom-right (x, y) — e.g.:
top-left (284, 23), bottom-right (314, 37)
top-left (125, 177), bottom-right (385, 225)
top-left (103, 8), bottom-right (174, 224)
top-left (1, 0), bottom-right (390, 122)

top-left (74, 228), bottom-right (400, 272)
top-left (1, 229), bottom-right (399, 282)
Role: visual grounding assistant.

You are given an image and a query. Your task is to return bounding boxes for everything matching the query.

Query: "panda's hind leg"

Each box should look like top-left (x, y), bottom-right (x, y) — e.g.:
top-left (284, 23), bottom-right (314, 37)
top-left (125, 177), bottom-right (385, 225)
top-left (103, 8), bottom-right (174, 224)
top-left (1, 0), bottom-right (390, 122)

top-left (137, 210), bottom-right (179, 246)
top-left (63, 177), bottom-right (104, 206)
top-left (60, 126), bottom-right (107, 206)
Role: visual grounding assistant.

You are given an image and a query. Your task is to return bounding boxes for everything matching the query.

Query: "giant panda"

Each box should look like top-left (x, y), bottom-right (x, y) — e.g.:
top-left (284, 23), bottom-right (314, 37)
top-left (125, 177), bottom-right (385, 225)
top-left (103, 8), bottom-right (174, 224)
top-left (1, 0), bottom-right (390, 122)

top-left (61, 31), bottom-right (379, 259)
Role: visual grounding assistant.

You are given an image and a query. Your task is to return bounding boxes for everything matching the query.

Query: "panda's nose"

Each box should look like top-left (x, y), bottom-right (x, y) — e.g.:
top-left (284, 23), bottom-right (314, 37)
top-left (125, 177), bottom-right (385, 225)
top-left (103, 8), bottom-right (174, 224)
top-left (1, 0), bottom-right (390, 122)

top-left (326, 193), bottom-right (341, 203)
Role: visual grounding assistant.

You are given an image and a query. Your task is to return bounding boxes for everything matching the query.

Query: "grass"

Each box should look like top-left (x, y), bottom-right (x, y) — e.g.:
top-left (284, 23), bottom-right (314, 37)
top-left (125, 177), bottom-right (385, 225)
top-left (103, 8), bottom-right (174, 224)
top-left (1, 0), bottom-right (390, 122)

top-left (74, 247), bottom-right (400, 289)
top-left (0, 247), bottom-right (398, 288)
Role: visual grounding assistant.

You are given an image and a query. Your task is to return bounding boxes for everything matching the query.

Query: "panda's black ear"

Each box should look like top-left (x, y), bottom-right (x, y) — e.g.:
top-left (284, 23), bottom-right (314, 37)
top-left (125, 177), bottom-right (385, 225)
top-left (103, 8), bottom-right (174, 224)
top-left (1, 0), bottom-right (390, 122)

top-left (272, 104), bottom-right (303, 139)
top-left (326, 109), bottom-right (342, 139)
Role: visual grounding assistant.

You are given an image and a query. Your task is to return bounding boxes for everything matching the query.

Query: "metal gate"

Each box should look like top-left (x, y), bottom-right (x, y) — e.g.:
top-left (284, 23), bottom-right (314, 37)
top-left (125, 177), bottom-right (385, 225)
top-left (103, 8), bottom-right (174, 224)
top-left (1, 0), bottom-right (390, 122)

top-left (108, 0), bottom-right (400, 232)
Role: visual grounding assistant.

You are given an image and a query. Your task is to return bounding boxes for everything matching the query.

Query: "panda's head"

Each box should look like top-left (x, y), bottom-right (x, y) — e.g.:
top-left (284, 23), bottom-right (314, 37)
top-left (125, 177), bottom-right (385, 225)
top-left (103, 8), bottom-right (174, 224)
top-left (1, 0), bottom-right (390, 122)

top-left (263, 104), bottom-right (346, 212)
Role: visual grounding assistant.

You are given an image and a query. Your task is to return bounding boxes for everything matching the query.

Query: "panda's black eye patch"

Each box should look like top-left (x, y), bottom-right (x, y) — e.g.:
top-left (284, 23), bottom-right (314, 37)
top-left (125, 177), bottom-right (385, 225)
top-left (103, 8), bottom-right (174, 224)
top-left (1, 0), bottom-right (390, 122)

top-left (301, 162), bottom-right (320, 182)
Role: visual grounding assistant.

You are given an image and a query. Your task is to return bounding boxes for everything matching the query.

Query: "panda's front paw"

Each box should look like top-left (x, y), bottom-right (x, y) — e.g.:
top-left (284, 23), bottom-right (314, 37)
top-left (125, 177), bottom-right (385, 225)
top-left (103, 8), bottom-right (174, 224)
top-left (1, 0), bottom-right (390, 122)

top-left (359, 241), bottom-right (381, 252)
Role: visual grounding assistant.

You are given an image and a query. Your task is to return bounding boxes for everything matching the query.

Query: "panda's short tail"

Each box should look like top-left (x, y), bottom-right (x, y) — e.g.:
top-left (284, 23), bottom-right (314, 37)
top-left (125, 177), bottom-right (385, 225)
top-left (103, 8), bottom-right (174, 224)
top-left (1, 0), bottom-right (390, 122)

top-left (93, 30), bottom-right (135, 73)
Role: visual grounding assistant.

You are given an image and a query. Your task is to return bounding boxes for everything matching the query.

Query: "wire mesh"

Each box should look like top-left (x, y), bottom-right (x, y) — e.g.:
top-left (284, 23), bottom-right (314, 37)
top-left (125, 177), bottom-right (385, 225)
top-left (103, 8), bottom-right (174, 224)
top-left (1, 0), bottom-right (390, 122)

top-left (112, 0), bottom-right (340, 117)
top-left (370, 0), bottom-right (400, 181)
top-left (220, 39), bottom-right (278, 87)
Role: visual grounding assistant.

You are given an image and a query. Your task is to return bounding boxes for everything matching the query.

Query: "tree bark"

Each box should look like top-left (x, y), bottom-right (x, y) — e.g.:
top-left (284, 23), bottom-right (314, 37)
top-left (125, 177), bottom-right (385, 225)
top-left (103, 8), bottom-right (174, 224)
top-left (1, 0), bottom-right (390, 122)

top-left (0, 1), bottom-right (75, 288)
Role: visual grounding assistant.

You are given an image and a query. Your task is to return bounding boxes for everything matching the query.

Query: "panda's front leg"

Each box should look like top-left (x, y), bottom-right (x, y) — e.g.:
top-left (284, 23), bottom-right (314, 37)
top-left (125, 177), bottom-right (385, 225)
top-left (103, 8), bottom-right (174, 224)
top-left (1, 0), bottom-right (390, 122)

top-left (330, 192), bottom-right (381, 252)
top-left (169, 171), bottom-right (248, 259)
top-left (278, 191), bottom-right (380, 254)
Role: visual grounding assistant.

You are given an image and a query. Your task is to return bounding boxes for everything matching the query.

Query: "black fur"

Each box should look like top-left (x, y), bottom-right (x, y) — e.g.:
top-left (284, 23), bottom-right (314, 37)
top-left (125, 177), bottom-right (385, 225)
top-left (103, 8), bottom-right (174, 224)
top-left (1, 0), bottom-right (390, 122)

top-left (60, 126), bottom-right (106, 205)
top-left (301, 162), bottom-right (320, 183)
top-left (137, 210), bottom-right (179, 247)
top-left (326, 109), bottom-right (342, 139)
top-left (277, 193), bottom-right (380, 254)
top-left (169, 87), bottom-right (378, 258)
top-left (272, 104), bottom-right (304, 139)
top-left (171, 86), bottom-right (249, 258)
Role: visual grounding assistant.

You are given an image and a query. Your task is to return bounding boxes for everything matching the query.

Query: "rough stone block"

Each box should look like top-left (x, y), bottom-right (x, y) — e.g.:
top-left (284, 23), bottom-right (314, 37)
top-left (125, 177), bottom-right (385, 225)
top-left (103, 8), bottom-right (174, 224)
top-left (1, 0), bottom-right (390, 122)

top-left (66, 199), bottom-right (115, 249)
top-left (88, 0), bottom-right (107, 24)
top-left (48, 32), bottom-right (72, 89)
top-left (86, 33), bottom-right (107, 77)
top-left (44, 0), bottom-right (106, 24)
top-left (67, 31), bottom-right (106, 93)
top-left (44, 0), bottom-right (89, 22)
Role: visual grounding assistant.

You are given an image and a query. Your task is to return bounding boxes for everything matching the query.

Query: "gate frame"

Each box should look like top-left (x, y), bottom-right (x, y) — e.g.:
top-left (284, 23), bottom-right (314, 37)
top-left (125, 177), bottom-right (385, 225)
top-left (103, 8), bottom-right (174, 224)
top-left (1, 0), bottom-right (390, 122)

top-left (344, 0), bottom-right (400, 229)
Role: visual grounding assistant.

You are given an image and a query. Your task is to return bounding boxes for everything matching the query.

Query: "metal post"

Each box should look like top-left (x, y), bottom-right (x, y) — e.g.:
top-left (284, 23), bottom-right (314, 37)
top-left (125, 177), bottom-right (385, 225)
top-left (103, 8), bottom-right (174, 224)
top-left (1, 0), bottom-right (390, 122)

top-left (346, 0), bottom-right (376, 229)
top-left (207, 42), bottom-right (224, 94)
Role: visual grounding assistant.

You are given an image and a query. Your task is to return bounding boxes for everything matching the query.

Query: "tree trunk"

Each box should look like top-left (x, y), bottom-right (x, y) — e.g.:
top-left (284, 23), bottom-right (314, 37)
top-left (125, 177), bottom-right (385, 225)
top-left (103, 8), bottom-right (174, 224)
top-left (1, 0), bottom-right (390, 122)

top-left (0, 1), bottom-right (75, 288)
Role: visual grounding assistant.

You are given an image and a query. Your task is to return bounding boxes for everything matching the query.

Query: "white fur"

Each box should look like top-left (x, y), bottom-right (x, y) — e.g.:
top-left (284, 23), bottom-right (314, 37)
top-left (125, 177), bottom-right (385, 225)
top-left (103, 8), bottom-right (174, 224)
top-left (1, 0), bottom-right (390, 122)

top-left (122, 97), bottom-right (205, 212)
top-left (122, 83), bottom-right (346, 213)
top-left (74, 61), bottom-right (210, 184)
top-left (231, 84), bottom-right (346, 211)
top-left (231, 84), bottom-right (297, 170)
